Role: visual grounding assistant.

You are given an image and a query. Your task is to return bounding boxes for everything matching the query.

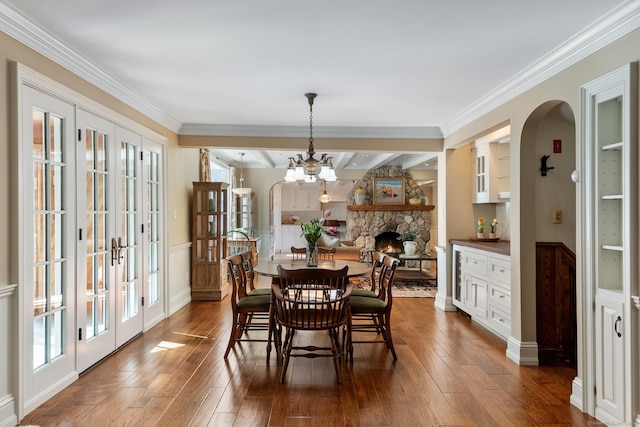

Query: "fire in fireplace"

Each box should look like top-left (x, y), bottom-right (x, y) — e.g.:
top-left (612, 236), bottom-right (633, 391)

top-left (375, 232), bottom-right (403, 254)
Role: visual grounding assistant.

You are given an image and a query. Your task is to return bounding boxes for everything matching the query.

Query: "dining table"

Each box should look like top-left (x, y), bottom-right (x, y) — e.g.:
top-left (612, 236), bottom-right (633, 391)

top-left (254, 259), bottom-right (369, 279)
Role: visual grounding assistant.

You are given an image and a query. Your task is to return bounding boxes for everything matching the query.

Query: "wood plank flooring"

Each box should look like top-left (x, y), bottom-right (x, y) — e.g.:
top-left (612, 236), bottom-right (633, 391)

top-left (20, 288), bottom-right (602, 426)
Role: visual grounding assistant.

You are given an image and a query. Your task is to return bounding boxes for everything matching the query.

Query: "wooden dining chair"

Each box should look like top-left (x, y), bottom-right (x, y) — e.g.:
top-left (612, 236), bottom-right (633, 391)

top-left (346, 254), bottom-right (399, 362)
top-left (318, 246), bottom-right (336, 260)
top-left (239, 250), bottom-right (270, 296)
top-left (273, 265), bottom-right (351, 383)
top-left (224, 253), bottom-right (275, 361)
top-left (351, 251), bottom-right (385, 298)
top-left (290, 246), bottom-right (306, 260)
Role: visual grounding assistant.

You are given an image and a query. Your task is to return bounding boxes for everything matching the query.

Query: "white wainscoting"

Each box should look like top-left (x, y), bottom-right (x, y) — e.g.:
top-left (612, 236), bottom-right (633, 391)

top-left (168, 242), bottom-right (192, 316)
top-left (0, 285), bottom-right (17, 427)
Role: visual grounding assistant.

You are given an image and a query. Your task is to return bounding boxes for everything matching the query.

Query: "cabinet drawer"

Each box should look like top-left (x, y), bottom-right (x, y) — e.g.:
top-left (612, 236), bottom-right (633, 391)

top-left (489, 256), bottom-right (510, 284)
top-left (488, 304), bottom-right (511, 340)
top-left (463, 250), bottom-right (488, 276)
top-left (489, 282), bottom-right (510, 311)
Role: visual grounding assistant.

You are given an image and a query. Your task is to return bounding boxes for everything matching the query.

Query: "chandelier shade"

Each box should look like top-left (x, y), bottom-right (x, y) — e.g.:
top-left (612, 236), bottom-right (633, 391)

top-left (284, 93), bottom-right (337, 183)
top-left (232, 152), bottom-right (252, 195)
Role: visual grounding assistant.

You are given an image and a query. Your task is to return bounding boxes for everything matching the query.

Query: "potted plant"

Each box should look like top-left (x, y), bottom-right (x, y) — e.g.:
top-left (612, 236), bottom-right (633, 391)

top-left (397, 229), bottom-right (417, 255)
top-left (477, 217), bottom-right (485, 238)
top-left (490, 218), bottom-right (498, 238)
top-left (299, 210), bottom-right (331, 266)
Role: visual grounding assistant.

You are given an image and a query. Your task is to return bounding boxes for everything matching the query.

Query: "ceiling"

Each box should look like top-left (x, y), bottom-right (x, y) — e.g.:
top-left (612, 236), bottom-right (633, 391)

top-left (1, 0), bottom-right (633, 171)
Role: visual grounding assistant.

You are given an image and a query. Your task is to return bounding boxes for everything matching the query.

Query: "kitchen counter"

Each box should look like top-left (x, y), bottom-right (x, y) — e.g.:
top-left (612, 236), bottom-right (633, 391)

top-left (449, 238), bottom-right (510, 256)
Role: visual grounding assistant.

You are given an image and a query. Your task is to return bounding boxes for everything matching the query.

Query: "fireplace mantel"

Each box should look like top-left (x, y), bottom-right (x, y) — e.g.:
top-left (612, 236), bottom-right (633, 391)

top-left (347, 204), bottom-right (434, 212)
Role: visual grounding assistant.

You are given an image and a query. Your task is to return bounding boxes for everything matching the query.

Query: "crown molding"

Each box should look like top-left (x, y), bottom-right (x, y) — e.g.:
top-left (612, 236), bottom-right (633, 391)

top-left (441, 0), bottom-right (640, 137)
top-left (179, 123), bottom-right (443, 139)
top-left (0, 1), bottom-right (182, 133)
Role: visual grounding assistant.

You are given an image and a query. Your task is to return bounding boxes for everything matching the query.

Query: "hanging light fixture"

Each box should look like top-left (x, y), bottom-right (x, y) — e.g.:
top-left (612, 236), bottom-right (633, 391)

top-left (232, 152), bottom-right (252, 196)
top-left (319, 179), bottom-right (331, 203)
top-left (284, 93), bottom-right (337, 183)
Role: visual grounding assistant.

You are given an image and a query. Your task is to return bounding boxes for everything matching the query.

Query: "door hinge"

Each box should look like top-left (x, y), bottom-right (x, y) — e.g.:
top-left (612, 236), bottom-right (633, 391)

top-left (140, 151), bottom-right (144, 161)
top-left (141, 224), bottom-right (144, 234)
top-left (77, 129), bottom-right (81, 141)
top-left (141, 296), bottom-right (145, 307)
top-left (78, 328), bottom-right (82, 341)
top-left (79, 228), bottom-right (83, 241)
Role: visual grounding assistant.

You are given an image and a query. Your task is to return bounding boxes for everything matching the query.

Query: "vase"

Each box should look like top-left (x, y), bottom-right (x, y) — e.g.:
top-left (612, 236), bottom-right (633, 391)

top-left (306, 242), bottom-right (318, 267)
top-left (354, 192), bottom-right (366, 205)
top-left (489, 232), bottom-right (496, 239)
top-left (477, 231), bottom-right (485, 239)
top-left (403, 240), bottom-right (417, 256)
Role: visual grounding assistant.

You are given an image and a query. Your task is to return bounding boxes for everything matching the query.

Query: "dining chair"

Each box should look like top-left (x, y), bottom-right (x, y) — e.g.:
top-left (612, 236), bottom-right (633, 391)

top-left (273, 265), bottom-right (351, 383)
top-left (290, 246), bottom-right (306, 260)
top-left (351, 251), bottom-right (384, 298)
top-left (239, 250), bottom-right (270, 296)
top-left (226, 229), bottom-right (251, 257)
top-left (346, 254), bottom-right (399, 362)
top-left (318, 246), bottom-right (336, 260)
top-left (224, 253), bottom-right (274, 361)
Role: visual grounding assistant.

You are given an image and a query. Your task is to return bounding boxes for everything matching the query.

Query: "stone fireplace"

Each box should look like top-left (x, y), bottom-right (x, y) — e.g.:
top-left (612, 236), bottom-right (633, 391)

top-left (375, 231), bottom-right (403, 254)
top-left (346, 166), bottom-right (433, 252)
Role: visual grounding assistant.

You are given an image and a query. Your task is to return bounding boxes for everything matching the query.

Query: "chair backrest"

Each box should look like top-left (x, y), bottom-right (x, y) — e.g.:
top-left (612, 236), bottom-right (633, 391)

top-left (291, 246), bottom-right (306, 260)
top-left (226, 253), bottom-right (251, 302)
top-left (318, 246), bottom-right (336, 260)
top-left (238, 250), bottom-right (256, 291)
top-left (277, 265), bottom-right (350, 291)
top-left (239, 227), bottom-right (260, 238)
top-left (366, 251), bottom-right (386, 295)
top-left (272, 278), bottom-right (352, 331)
top-left (226, 229), bottom-right (251, 257)
top-left (377, 255), bottom-right (399, 305)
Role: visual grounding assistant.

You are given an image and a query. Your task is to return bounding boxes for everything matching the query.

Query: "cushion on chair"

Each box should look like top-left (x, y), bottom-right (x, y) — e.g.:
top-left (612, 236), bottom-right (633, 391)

top-left (350, 289), bottom-right (377, 298)
top-left (247, 288), bottom-right (271, 296)
top-left (237, 294), bottom-right (271, 309)
top-left (349, 295), bottom-right (386, 310)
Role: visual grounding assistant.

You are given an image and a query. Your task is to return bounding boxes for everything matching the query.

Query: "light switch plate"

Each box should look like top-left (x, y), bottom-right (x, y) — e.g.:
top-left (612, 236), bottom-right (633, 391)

top-left (553, 210), bottom-right (563, 224)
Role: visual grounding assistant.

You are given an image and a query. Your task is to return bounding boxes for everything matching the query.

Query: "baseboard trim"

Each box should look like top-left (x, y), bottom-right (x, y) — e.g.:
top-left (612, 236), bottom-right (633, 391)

top-left (506, 337), bottom-right (539, 365)
top-left (169, 287), bottom-right (191, 316)
top-left (434, 294), bottom-right (456, 311)
top-left (0, 394), bottom-right (17, 427)
top-left (570, 377), bottom-right (583, 411)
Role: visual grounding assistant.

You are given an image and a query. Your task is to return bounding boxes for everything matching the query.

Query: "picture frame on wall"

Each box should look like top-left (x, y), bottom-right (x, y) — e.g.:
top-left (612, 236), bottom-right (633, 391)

top-left (373, 178), bottom-right (405, 205)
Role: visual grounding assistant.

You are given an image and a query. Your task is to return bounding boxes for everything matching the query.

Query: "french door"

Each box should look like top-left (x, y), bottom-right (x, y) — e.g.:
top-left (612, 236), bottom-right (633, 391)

top-left (21, 83), bottom-right (165, 409)
top-left (76, 110), bottom-right (145, 371)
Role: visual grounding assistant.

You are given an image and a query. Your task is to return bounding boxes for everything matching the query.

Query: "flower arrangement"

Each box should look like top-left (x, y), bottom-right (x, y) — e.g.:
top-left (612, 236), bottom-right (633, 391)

top-left (289, 215), bottom-right (299, 223)
top-left (397, 229), bottom-right (417, 242)
top-left (300, 210), bottom-right (332, 243)
top-left (477, 217), bottom-right (485, 232)
top-left (490, 218), bottom-right (499, 232)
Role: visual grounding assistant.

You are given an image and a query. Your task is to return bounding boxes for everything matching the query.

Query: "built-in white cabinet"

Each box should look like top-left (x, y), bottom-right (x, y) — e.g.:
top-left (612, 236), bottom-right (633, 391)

top-left (581, 63), bottom-right (637, 425)
top-left (472, 126), bottom-right (510, 203)
top-left (452, 244), bottom-right (511, 340)
top-left (280, 225), bottom-right (306, 250)
top-left (281, 187), bottom-right (320, 211)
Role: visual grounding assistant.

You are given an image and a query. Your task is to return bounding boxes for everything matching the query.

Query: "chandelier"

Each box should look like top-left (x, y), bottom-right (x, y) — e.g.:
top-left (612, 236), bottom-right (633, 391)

top-left (232, 152), bottom-right (252, 196)
top-left (284, 93), bottom-right (337, 183)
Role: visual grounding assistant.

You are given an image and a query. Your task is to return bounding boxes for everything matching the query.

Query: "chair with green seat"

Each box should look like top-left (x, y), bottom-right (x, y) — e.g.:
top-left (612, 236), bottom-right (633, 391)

top-left (350, 251), bottom-right (384, 298)
top-left (224, 253), bottom-right (274, 361)
top-left (347, 254), bottom-right (399, 362)
top-left (239, 250), bottom-right (270, 296)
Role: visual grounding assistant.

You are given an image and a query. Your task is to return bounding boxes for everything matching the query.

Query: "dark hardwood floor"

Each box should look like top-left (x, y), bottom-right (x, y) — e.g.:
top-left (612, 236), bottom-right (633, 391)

top-left (21, 286), bottom-right (602, 426)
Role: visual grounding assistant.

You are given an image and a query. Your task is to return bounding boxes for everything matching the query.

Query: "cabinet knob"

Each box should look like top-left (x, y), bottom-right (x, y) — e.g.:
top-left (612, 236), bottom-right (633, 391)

top-left (499, 268), bottom-right (505, 273)
top-left (499, 295), bottom-right (505, 299)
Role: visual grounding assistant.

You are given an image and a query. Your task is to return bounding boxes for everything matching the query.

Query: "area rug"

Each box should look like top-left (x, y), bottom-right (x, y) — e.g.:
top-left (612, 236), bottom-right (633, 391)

top-left (392, 282), bottom-right (437, 298)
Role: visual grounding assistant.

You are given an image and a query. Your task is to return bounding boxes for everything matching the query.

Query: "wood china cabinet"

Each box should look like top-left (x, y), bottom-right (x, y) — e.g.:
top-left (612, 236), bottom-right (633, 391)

top-left (191, 182), bottom-right (228, 300)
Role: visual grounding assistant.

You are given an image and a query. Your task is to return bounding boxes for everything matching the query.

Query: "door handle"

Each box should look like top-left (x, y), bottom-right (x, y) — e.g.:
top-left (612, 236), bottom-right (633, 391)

top-left (111, 237), bottom-right (118, 266)
top-left (116, 237), bottom-right (125, 265)
top-left (614, 316), bottom-right (622, 338)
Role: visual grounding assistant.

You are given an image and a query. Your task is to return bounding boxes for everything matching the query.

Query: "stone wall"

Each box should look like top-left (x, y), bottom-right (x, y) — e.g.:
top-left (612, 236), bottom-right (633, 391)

top-left (346, 166), bottom-right (431, 251)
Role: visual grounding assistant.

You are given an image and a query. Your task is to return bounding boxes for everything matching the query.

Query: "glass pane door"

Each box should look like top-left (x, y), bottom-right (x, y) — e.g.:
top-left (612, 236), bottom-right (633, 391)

top-left (22, 86), bottom-right (76, 405)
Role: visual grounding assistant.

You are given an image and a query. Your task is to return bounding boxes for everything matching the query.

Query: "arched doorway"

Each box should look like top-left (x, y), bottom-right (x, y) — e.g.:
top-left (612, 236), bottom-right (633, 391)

top-left (520, 101), bottom-right (577, 367)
